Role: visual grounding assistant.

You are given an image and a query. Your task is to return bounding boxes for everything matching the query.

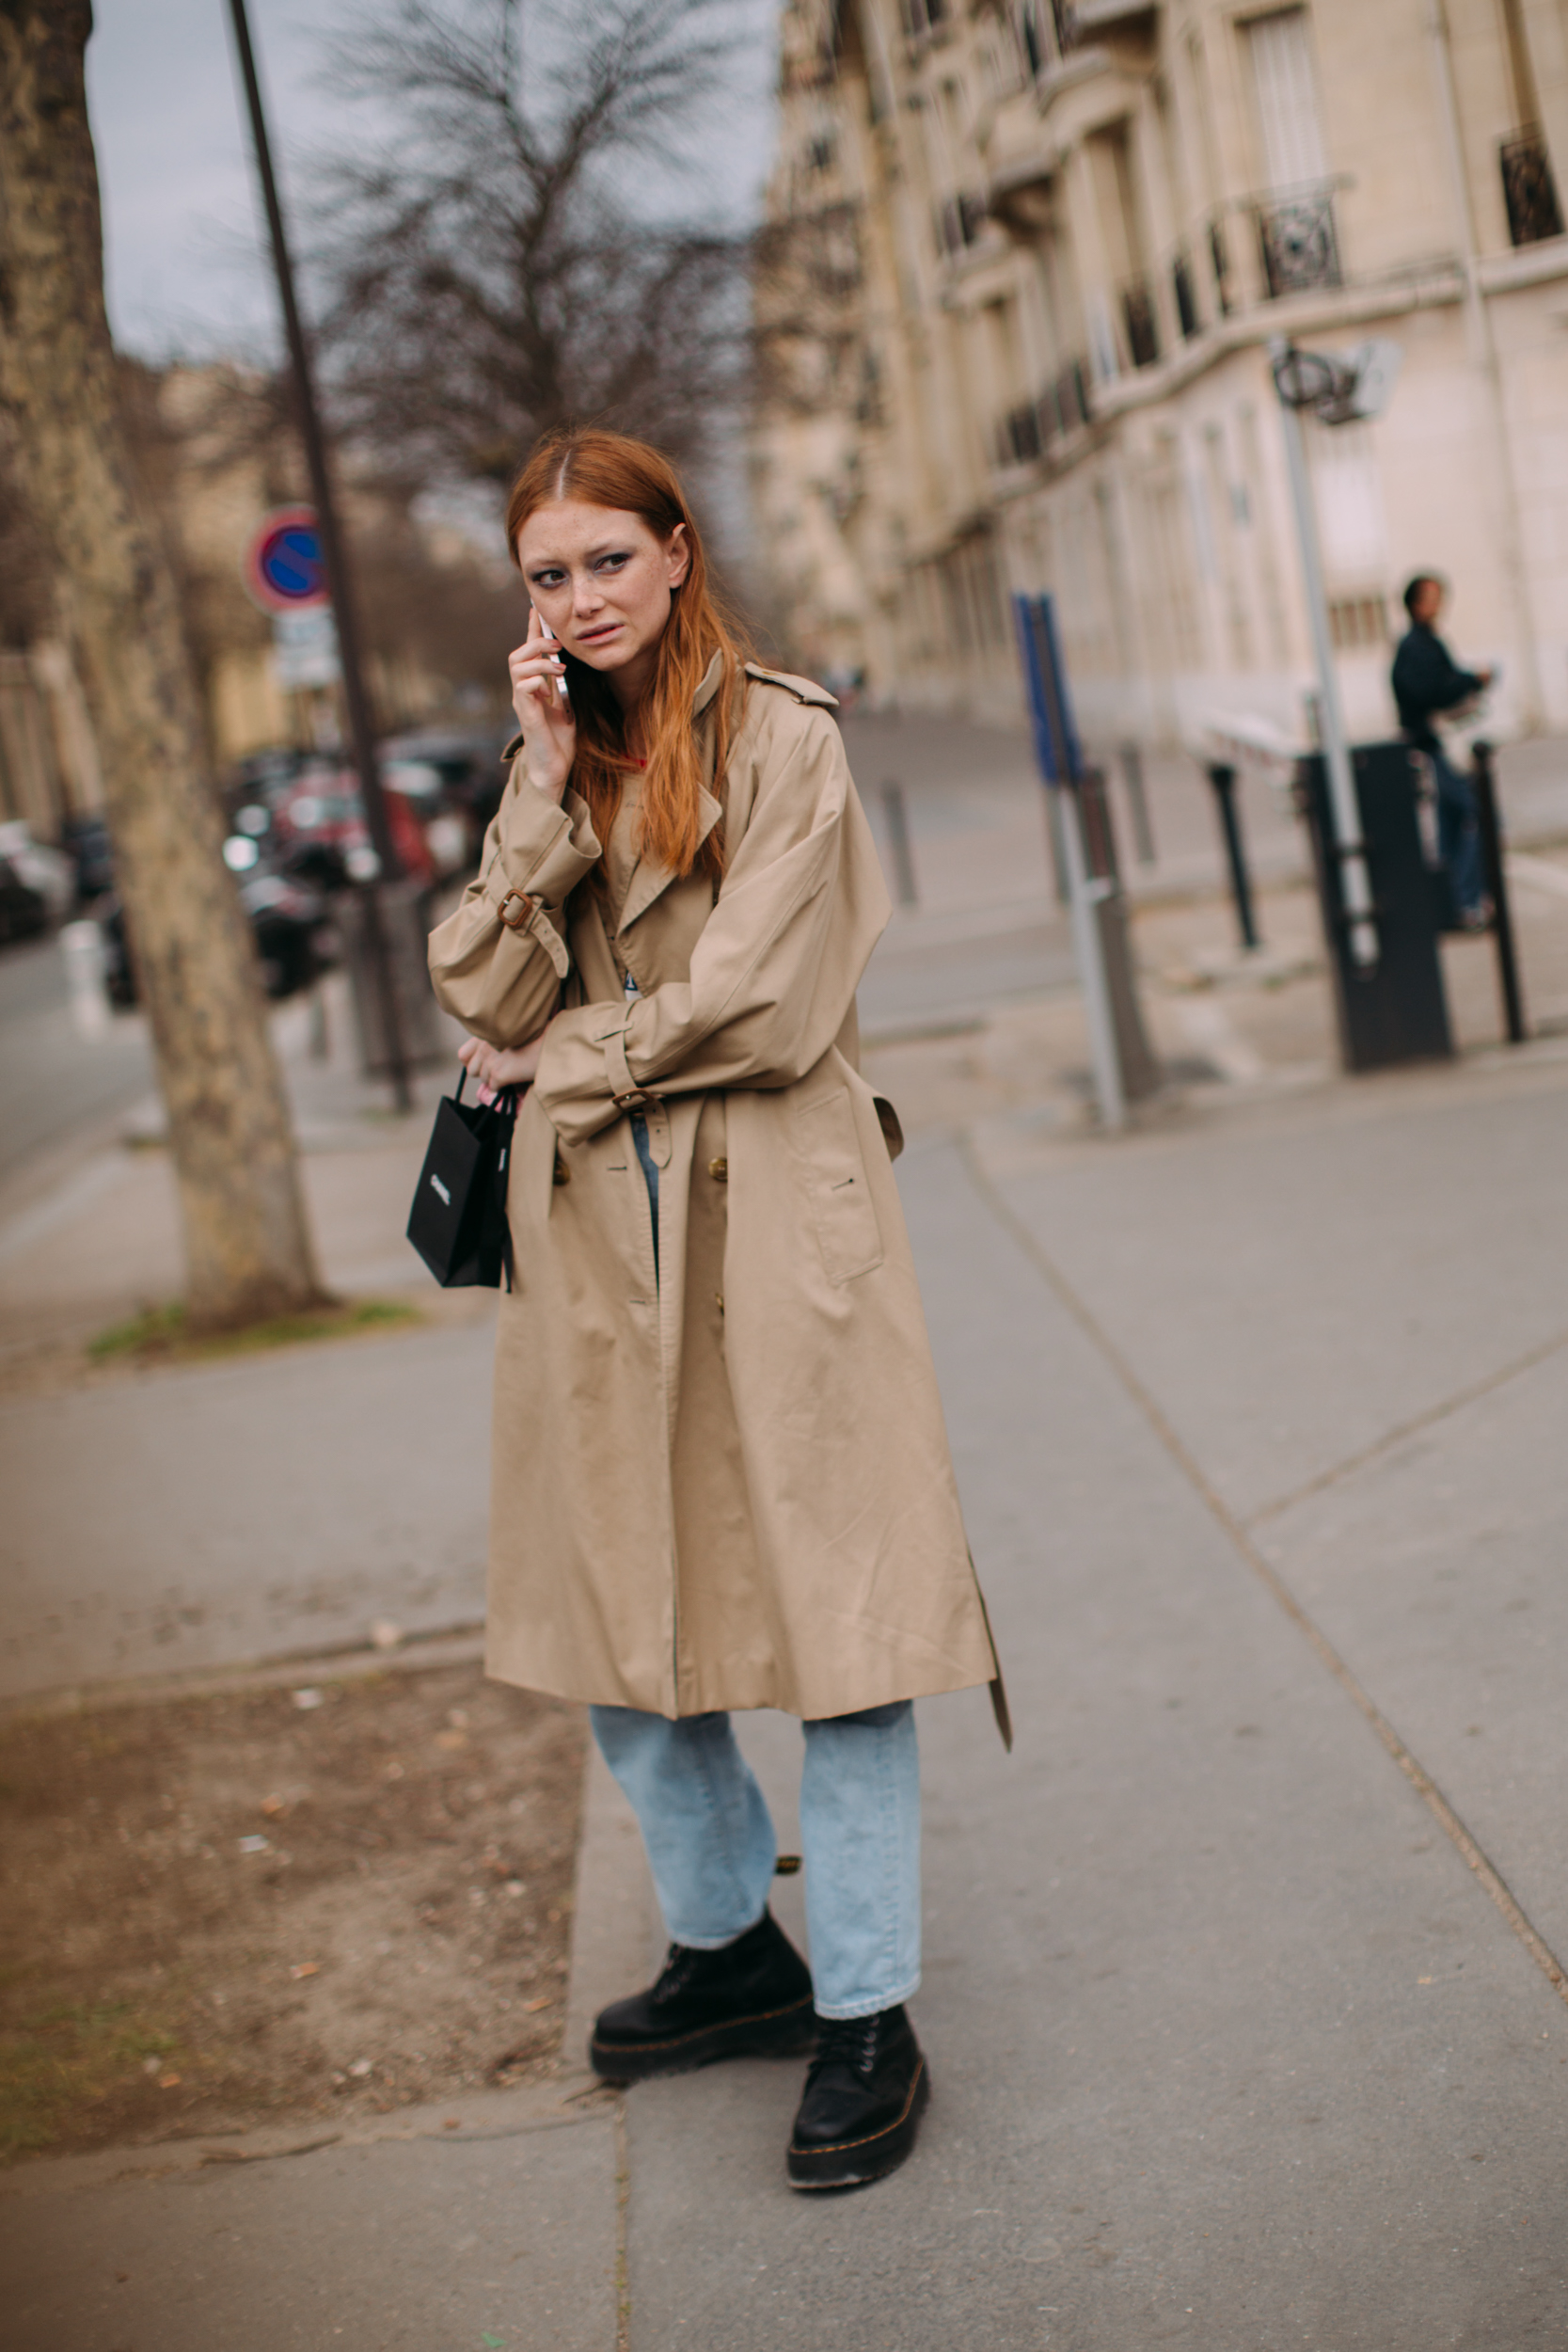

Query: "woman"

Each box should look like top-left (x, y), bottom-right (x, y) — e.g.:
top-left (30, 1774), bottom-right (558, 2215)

top-left (428, 428), bottom-right (1005, 2191)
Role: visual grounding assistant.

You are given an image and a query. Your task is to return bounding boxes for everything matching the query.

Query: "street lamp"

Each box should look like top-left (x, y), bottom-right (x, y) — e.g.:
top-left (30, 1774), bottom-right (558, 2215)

top-left (1269, 334), bottom-right (1402, 970)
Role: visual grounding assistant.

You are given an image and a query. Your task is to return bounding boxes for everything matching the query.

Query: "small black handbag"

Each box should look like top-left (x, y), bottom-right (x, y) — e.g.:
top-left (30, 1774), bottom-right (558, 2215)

top-left (406, 1070), bottom-right (519, 1289)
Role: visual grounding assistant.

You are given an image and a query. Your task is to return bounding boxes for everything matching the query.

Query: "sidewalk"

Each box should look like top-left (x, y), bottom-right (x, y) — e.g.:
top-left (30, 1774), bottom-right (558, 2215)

top-left (6, 739), bottom-right (1568, 2344)
top-left (8, 1042), bottom-right (1568, 2345)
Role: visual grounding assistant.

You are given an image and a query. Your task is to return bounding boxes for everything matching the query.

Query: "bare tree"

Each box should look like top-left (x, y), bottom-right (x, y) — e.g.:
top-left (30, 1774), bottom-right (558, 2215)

top-left (307, 0), bottom-right (752, 492)
top-left (0, 0), bottom-right (325, 1330)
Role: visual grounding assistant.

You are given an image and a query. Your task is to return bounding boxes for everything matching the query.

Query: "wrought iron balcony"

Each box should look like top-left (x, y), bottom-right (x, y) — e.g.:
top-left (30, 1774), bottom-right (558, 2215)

top-left (1120, 275), bottom-right (1161, 368)
top-left (993, 360), bottom-right (1092, 470)
top-left (1038, 358), bottom-right (1091, 442)
top-left (1253, 183), bottom-right (1342, 298)
top-left (936, 189), bottom-right (990, 258)
top-left (1172, 248), bottom-right (1200, 340)
top-left (1499, 127), bottom-right (1564, 247)
top-left (997, 401), bottom-right (1044, 468)
top-left (1207, 214), bottom-right (1236, 316)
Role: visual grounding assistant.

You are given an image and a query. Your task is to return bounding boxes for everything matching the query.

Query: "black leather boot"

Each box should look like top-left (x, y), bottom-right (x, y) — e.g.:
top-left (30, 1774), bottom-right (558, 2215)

top-left (589, 1908), bottom-right (817, 2083)
top-left (786, 2005), bottom-right (930, 2188)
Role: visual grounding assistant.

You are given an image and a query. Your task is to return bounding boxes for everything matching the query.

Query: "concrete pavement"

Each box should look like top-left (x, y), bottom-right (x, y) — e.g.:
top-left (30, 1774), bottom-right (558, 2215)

top-left (8, 1043), bottom-right (1568, 2345)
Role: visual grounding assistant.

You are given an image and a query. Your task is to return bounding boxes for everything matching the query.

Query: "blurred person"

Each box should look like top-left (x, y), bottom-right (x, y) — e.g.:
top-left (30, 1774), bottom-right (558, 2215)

top-left (427, 429), bottom-right (1004, 2191)
top-left (1391, 574), bottom-right (1494, 929)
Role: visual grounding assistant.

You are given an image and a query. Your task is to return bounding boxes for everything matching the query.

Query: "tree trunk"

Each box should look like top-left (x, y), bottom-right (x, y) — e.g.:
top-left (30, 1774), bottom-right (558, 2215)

top-left (0, 0), bottom-right (326, 1330)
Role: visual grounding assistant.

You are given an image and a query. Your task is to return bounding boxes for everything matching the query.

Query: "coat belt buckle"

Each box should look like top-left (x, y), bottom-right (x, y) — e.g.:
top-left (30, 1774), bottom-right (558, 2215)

top-left (498, 890), bottom-right (538, 930)
top-left (613, 1086), bottom-right (658, 1112)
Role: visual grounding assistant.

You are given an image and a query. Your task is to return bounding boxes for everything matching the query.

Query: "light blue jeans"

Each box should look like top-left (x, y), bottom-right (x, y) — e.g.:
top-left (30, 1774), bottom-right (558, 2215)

top-left (590, 1701), bottom-right (921, 2020)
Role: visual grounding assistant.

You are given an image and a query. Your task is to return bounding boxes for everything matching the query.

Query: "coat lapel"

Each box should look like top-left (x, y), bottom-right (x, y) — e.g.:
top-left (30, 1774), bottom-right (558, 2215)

top-left (616, 650), bottom-right (726, 936)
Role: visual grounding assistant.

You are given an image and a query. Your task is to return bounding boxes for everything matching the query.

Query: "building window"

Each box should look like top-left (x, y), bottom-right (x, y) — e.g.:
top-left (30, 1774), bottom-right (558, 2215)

top-left (1327, 594), bottom-right (1389, 649)
top-left (1499, 128), bottom-right (1564, 246)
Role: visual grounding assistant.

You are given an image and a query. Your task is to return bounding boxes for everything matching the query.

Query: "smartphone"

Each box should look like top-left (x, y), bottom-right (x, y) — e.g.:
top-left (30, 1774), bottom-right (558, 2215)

top-left (535, 610), bottom-right (571, 701)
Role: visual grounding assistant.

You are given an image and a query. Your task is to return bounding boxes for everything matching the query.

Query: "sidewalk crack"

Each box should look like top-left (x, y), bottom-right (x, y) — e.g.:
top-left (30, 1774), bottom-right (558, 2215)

top-left (961, 1132), bottom-right (1568, 2014)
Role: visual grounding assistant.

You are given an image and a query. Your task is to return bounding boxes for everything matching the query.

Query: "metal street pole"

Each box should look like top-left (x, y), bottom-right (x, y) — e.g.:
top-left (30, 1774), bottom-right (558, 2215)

top-left (223, 0), bottom-right (413, 1110)
top-left (1270, 344), bottom-right (1379, 968)
top-left (1026, 602), bottom-right (1126, 1132)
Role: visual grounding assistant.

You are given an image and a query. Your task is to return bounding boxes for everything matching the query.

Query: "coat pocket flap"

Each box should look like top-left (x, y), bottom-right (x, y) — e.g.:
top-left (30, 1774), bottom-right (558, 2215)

top-left (792, 1086), bottom-right (884, 1285)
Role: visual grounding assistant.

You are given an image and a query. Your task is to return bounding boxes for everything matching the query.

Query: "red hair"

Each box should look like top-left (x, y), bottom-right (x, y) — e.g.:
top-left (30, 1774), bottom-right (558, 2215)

top-left (504, 429), bottom-right (749, 884)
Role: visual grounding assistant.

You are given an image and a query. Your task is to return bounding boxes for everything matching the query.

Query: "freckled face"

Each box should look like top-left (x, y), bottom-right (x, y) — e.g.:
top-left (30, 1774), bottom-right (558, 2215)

top-left (515, 501), bottom-right (689, 679)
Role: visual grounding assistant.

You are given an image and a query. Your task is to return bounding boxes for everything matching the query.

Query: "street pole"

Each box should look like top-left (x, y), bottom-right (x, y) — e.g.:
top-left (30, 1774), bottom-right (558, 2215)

top-left (1270, 350), bottom-right (1379, 968)
top-left (223, 0), bottom-right (413, 1111)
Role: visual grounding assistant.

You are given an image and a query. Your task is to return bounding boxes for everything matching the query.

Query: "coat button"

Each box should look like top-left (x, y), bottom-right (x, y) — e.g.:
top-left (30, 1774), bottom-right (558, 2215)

top-left (553, 1156), bottom-right (570, 1184)
top-left (715, 1293), bottom-right (725, 1315)
top-left (708, 1157), bottom-right (728, 1182)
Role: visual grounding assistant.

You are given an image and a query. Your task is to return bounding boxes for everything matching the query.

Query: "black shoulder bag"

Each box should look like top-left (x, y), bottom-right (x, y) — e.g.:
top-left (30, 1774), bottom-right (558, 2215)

top-left (406, 1071), bottom-right (519, 1290)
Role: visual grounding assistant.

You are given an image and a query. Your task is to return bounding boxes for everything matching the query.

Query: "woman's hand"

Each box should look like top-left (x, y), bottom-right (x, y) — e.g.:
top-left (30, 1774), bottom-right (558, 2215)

top-left (508, 605), bottom-right (577, 803)
top-left (459, 1030), bottom-right (546, 1094)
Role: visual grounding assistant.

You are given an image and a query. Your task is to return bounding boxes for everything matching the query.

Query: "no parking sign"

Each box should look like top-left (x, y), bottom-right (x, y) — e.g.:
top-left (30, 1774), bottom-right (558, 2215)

top-left (243, 506), bottom-right (328, 612)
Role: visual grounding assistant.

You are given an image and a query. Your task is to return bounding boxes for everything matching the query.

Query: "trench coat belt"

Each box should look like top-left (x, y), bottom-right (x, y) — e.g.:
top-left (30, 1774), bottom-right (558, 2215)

top-left (599, 1020), bottom-right (671, 1164)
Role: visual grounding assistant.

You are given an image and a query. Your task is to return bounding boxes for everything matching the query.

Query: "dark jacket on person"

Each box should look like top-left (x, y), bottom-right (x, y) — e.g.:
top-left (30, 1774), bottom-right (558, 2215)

top-left (1391, 624), bottom-right (1484, 754)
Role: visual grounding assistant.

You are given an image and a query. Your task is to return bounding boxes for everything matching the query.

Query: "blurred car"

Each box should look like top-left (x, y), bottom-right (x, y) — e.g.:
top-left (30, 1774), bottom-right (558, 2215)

top-left (59, 815), bottom-right (116, 904)
top-left (102, 861), bottom-right (339, 1007)
top-left (0, 820), bottom-right (74, 922)
top-left (228, 754), bottom-right (465, 892)
top-left (378, 728), bottom-right (510, 864)
top-left (0, 853), bottom-right (49, 946)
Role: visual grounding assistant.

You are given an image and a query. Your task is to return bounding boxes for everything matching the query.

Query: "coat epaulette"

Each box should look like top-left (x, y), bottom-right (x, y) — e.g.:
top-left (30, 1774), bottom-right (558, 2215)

top-left (743, 661), bottom-right (839, 709)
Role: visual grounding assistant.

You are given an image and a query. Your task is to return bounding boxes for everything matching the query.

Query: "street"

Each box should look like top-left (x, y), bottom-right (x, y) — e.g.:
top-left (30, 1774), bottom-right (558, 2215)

top-left (0, 933), bottom-right (153, 1186)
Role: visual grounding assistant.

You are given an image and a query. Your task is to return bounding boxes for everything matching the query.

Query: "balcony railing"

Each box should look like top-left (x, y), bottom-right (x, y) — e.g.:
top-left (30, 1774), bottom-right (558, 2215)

top-left (997, 400), bottom-right (1043, 467)
top-left (936, 190), bottom-right (990, 258)
top-left (1172, 248), bottom-right (1200, 339)
top-left (1120, 274), bottom-right (1161, 368)
top-left (1252, 184), bottom-right (1342, 298)
top-left (1207, 214), bottom-right (1236, 315)
top-left (1499, 127), bottom-right (1564, 247)
top-left (993, 358), bottom-right (1092, 470)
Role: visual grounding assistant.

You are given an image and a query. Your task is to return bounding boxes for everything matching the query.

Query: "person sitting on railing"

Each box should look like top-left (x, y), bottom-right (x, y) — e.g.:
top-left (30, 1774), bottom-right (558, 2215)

top-left (1391, 573), bottom-right (1494, 930)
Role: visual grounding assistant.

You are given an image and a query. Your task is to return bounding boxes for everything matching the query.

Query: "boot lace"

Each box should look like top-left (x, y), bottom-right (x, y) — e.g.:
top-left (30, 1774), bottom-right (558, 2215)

top-left (649, 1945), bottom-right (702, 2008)
top-left (806, 2012), bottom-right (881, 2086)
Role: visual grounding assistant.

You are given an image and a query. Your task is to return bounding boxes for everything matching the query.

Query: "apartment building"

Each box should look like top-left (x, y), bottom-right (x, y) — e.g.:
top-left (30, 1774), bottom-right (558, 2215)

top-left (749, 0), bottom-right (1568, 749)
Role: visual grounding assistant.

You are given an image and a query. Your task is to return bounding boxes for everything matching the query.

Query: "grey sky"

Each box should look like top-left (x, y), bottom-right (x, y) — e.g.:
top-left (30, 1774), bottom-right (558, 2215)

top-left (86, 0), bottom-right (781, 361)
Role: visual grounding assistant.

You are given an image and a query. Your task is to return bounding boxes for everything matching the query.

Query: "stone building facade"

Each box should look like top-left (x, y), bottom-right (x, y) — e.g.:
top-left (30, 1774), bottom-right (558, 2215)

top-left (750, 0), bottom-right (1568, 749)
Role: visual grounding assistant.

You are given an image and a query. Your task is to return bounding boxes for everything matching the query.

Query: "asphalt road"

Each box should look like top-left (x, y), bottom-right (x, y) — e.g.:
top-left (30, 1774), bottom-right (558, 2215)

top-left (0, 932), bottom-right (152, 1187)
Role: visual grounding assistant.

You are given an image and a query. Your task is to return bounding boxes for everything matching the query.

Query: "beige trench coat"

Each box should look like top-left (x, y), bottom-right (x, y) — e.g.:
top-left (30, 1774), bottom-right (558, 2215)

top-left (428, 656), bottom-right (1004, 1728)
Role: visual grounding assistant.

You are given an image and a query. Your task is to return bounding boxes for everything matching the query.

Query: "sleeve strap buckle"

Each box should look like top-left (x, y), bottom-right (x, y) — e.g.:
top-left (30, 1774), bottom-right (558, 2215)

top-left (498, 889), bottom-right (541, 931)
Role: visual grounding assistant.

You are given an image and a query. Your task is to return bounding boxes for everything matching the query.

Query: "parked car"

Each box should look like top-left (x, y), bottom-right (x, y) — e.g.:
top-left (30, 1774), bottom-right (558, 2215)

top-left (59, 815), bottom-right (115, 904)
top-left (227, 753), bottom-right (467, 891)
top-left (101, 861), bottom-right (339, 1006)
top-left (0, 853), bottom-right (49, 946)
top-left (0, 820), bottom-right (74, 922)
top-left (377, 728), bottom-right (510, 865)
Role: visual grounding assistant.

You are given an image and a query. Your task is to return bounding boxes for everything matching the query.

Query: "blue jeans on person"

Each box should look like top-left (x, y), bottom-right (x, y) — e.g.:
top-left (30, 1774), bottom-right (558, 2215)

top-left (590, 1701), bottom-right (921, 2020)
top-left (1433, 749), bottom-right (1486, 916)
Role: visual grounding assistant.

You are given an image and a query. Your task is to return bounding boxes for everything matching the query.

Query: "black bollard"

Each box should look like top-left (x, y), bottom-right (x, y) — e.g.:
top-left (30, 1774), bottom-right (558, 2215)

top-left (1471, 739), bottom-right (1527, 1044)
top-left (879, 780), bottom-right (918, 908)
top-left (1206, 761), bottom-right (1260, 951)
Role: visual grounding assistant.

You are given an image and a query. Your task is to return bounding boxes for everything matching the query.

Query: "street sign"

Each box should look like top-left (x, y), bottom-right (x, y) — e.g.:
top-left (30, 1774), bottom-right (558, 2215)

top-left (272, 605), bottom-right (341, 690)
top-left (243, 506), bottom-right (328, 612)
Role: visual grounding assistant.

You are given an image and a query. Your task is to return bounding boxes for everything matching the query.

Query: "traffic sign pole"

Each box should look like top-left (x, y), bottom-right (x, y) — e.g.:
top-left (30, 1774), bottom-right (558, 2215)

top-left (224, 0), bottom-right (413, 1113)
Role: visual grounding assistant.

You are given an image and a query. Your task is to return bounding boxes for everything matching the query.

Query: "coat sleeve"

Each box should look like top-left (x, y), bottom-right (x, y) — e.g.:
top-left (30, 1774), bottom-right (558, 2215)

top-left (426, 754), bottom-right (602, 1047)
top-left (531, 708), bottom-right (892, 1146)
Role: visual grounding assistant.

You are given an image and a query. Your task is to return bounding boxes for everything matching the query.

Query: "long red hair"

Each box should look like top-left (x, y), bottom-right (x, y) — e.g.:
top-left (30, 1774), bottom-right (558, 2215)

top-left (504, 429), bottom-right (749, 884)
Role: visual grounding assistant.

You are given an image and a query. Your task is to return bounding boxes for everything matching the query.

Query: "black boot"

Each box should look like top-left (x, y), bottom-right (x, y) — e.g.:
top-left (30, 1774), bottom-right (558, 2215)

top-left (786, 2005), bottom-right (930, 2189)
top-left (589, 1908), bottom-right (817, 2083)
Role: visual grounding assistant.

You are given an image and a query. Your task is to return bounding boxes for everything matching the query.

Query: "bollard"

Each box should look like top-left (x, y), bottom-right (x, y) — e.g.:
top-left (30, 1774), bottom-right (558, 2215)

top-left (879, 780), bottom-right (918, 908)
top-left (59, 918), bottom-right (109, 1039)
top-left (1205, 762), bottom-right (1260, 951)
top-left (1118, 741), bottom-right (1157, 866)
top-left (1471, 739), bottom-right (1527, 1044)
